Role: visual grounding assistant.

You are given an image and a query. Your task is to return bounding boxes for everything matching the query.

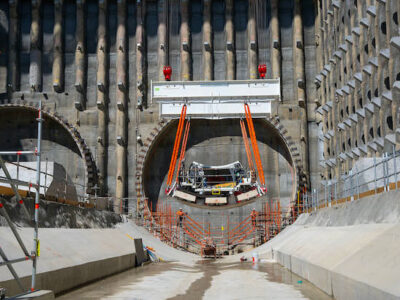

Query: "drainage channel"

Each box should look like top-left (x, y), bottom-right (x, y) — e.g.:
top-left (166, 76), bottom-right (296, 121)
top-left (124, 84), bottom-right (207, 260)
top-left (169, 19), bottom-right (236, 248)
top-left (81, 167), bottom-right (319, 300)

top-left (57, 260), bottom-right (332, 299)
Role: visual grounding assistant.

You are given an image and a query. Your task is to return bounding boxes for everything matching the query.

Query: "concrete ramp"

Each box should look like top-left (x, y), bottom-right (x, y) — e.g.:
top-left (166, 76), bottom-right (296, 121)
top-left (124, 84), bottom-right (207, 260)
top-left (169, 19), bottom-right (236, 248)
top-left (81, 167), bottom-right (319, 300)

top-left (226, 190), bottom-right (400, 300)
top-left (0, 227), bottom-right (143, 297)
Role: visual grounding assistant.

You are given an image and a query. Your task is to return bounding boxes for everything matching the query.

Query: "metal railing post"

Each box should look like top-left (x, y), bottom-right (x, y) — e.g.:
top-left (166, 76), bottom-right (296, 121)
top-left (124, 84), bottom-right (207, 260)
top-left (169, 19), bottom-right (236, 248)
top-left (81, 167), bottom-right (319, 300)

top-left (374, 156), bottom-right (377, 193)
top-left (31, 101), bottom-right (43, 292)
top-left (356, 166), bottom-right (360, 200)
top-left (394, 145), bottom-right (398, 189)
top-left (16, 154), bottom-right (20, 191)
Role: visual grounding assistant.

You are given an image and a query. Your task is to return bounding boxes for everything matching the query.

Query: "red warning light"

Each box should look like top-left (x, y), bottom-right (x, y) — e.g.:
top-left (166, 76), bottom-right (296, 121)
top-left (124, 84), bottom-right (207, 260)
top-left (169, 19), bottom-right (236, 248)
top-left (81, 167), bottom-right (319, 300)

top-left (163, 66), bottom-right (172, 81)
top-left (258, 64), bottom-right (267, 79)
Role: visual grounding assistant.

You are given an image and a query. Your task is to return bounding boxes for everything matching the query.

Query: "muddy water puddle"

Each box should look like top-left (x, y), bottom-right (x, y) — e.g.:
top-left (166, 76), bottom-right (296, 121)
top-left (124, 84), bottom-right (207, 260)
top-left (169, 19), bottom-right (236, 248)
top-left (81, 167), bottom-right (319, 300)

top-left (57, 260), bottom-right (333, 300)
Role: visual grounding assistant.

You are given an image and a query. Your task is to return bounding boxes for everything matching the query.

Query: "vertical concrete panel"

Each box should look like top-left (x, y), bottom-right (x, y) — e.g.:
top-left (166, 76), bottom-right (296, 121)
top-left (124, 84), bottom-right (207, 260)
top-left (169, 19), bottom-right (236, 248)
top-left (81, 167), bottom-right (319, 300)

top-left (127, 2), bottom-right (137, 202)
top-left (136, 0), bottom-right (145, 108)
top-left (168, 0), bottom-right (181, 81)
top-left (293, 0), bottom-right (309, 186)
top-left (270, 0), bottom-right (281, 80)
top-left (115, 0), bottom-right (127, 213)
top-left (247, 0), bottom-right (258, 79)
top-left (190, 0), bottom-right (202, 81)
top-left (225, 0), bottom-right (235, 80)
top-left (29, 0), bottom-right (42, 92)
top-left (97, 0), bottom-right (108, 196)
top-left (157, 0), bottom-right (168, 81)
top-left (63, 1), bottom-right (76, 94)
top-left (212, 0), bottom-right (225, 80)
top-left (74, 0), bottom-right (86, 110)
top-left (234, 0), bottom-right (248, 80)
top-left (202, 0), bottom-right (212, 80)
top-left (180, 0), bottom-right (191, 81)
top-left (7, 0), bottom-right (19, 92)
top-left (279, 0), bottom-right (293, 102)
top-left (53, 0), bottom-right (63, 92)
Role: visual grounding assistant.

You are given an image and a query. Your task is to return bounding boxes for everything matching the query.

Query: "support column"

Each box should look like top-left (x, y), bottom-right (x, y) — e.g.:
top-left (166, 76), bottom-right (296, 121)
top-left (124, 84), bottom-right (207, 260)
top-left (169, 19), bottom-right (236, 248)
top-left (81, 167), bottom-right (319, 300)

top-left (7, 0), bottom-right (19, 92)
top-left (52, 0), bottom-right (64, 92)
top-left (29, 0), bottom-right (42, 92)
top-left (180, 0), bottom-right (191, 81)
top-left (74, 0), bottom-right (86, 110)
top-left (96, 0), bottom-right (108, 196)
top-left (247, 0), bottom-right (257, 79)
top-left (157, 0), bottom-right (168, 81)
top-left (270, 0), bottom-right (281, 80)
top-left (136, 0), bottom-right (145, 108)
top-left (293, 0), bottom-right (309, 187)
top-left (203, 0), bottom-right (213, 80)
top-left (115, 0), bottom-right (127, 213)
top-left (225, 0), bottom-right (235, 80)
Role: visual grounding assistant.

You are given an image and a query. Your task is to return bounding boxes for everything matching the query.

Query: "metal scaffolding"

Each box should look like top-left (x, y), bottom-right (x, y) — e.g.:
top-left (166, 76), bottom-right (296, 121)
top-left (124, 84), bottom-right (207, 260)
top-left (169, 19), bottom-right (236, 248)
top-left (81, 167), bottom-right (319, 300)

top-left (0, 101), bottom-right (43, 294)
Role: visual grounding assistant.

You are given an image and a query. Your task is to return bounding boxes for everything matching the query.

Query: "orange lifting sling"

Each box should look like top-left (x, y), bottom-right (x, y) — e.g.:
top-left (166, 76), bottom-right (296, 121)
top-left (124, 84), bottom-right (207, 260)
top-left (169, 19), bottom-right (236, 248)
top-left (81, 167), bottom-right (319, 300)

top-left (166, 105), bottom-right (187, 193)
top-left (175, 119), bottom-right (191, 184)
top-left (240, 119), bottom-right (255, 177)
top-left (244, 103), bottom-right (266, 188)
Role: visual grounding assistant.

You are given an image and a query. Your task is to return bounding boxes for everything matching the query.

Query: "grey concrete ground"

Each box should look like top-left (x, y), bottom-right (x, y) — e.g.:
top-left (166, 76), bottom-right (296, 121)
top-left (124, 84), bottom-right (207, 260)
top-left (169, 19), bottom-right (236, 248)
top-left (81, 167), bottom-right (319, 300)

top-left (57, 261), bottom-right (332, 300)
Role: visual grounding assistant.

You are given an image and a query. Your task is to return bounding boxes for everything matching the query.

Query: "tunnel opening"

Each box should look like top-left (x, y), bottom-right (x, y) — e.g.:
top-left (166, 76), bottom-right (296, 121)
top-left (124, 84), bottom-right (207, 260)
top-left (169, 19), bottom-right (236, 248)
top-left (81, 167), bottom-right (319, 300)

top-left (0, 106), bottom-right (95, 197)
top-left (143, 118), bottom-right (295, 209)
top-left (141, 118), bottom-right (297, 253)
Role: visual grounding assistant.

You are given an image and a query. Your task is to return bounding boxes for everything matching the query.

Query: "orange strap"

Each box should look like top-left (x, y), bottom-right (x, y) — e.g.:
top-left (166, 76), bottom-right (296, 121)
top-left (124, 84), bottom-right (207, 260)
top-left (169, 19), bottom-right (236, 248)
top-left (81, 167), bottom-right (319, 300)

top-left (244, 103), bottom-right (266, 187)
top-left (166, 105), bottom-right (187, 188)
top-left (175, 120), bottom-right (191, 183)
top-left (240, 119), bottom-right (255, 176)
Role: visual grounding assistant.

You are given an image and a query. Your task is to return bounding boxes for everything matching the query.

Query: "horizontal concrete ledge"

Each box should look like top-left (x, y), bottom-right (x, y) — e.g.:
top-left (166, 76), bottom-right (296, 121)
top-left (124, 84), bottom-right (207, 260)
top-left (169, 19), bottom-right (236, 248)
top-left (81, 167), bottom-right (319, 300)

top-left (1, 253), bottom-right (137, 297)
top-left (274, 250), bottom-right (399, 300)
top-left (0, 228), bottom-right (148, 297)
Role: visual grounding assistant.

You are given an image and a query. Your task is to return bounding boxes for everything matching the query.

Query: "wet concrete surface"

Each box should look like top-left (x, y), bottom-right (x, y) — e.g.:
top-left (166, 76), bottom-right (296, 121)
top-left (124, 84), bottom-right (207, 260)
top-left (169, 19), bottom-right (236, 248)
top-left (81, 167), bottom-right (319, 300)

top-left (57, 260), bottom-right (333, 300)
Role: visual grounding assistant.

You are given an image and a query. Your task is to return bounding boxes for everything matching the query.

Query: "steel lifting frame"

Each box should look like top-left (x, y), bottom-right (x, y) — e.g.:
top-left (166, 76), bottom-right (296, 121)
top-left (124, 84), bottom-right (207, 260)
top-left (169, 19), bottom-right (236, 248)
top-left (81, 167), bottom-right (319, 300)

top-left (0, 101), bottom-right (43, 293)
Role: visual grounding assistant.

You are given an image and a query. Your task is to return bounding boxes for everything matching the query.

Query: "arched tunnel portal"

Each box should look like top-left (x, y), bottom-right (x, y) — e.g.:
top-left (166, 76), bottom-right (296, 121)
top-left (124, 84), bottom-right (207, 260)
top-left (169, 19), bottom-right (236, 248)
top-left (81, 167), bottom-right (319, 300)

top-left (0, 103), bottom-right (97, 197)
top-left (140, 117), bottom-right (303, 249)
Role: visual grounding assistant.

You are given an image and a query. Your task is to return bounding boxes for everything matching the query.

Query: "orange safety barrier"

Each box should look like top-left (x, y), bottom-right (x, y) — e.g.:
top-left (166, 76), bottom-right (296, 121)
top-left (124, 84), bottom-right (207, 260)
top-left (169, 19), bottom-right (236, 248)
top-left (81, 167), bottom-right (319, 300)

top-left (244, 103), bottom-right (266, 189)
top-left (240, 119), bottom-right (255, 176)
top-left (166, 105), bottom-right (187, 192)
top-left (175, 120), bottom-right (191, 183)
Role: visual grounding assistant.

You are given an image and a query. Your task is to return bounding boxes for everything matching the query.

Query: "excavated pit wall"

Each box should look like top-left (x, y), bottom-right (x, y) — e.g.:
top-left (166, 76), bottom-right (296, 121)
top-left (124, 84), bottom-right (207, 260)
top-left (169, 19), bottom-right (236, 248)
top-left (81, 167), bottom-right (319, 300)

top-left (0, 0), bottom-right (318, 219)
